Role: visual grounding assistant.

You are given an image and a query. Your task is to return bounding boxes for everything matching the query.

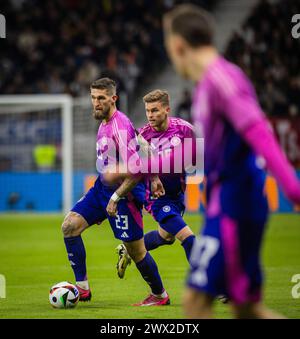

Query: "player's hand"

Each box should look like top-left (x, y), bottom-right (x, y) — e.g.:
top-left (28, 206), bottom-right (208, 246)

top-left (106, 199), bottom-right (118, 217)
top-left (151, 175), bottom-right (165, 199)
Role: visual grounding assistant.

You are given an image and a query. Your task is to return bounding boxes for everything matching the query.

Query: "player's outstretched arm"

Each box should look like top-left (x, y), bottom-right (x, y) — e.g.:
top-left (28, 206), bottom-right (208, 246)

top-left (106, 175), bottom-right (166, 217)
top-left (103, 125), bottom-right (197, 185)
top-left (243, 120), bottom-right (300, 204)
top-left (106, 176), bottom-right (140, 217)
top-left (223, 86), bottom-right (300, 205)
top-left (103, 139), bottom-right (196, 186)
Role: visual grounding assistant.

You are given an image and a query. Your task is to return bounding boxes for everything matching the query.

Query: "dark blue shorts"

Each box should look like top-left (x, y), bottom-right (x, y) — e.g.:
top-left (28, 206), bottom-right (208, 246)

top-left (187, 177), bottom-right (268, 304)
top-left (187, 215), bottom-right (265, 304)
top-left (145, 195), bottom-right (187, 236)
top-left (71, 179), bottom-right (145, 242)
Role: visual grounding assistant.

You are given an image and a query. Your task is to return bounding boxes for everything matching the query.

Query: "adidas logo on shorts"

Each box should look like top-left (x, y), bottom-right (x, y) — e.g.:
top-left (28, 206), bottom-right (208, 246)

top-left (121, 232), bottom-right (129, 239)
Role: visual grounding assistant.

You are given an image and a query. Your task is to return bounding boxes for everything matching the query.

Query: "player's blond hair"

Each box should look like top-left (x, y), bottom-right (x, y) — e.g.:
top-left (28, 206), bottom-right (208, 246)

top-left (143, 90), bottom-right (170, 107)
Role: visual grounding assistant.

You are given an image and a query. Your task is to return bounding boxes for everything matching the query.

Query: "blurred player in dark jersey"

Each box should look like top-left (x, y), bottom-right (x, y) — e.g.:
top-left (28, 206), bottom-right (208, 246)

top-left (163, 4), bottom-right (300, 318)
top-left (62, 78), bottom-right (170, 306)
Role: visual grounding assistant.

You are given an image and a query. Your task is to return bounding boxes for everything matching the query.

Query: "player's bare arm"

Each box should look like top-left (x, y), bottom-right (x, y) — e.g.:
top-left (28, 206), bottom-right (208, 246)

top-left (150, 175), bottom-right (165, 198)
top-left (106, 176), bottom-right (140, 217)
top-left (106, 175), bottom-right (165, 217)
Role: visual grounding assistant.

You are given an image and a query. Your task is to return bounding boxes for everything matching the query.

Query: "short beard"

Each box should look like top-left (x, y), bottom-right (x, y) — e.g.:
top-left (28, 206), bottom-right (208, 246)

top-left (93, 108), bottom-right (110, 121)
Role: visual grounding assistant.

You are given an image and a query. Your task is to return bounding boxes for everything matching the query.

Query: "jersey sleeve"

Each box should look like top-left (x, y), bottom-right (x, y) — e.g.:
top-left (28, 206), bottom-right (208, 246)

top-left (214, 68), bottom-right (300, 204)
top-left (182, 123), bottom-right (195, 139)
top-left (215, 69), bottom-right (265, 133)
top-left (113, 118), bottom-right (139, 165)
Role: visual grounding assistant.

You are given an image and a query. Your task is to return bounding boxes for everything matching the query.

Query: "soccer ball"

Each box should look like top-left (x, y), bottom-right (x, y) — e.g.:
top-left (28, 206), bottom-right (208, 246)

top-left (49, 282), bottom-right (79, 309)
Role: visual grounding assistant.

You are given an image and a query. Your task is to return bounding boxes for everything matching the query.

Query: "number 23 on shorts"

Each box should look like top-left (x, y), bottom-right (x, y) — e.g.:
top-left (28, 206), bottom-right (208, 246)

top-left (115, 214), bottom-right (129, 230)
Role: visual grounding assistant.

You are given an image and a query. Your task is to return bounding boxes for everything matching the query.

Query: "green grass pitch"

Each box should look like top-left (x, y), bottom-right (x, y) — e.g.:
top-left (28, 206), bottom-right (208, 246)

top-left (0, 213), bottom-right (299, 319)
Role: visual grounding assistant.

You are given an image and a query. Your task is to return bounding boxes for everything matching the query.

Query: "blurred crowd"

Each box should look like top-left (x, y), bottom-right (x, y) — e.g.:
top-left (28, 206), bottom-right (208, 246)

top-left (1, 0), bottom-right (166, 97)
top-left (226, 0), bottom-right (300, 117)
top-left (1, 0), bottom-right (299, 118)
top-left (0, 0), bottom-right (215, 100)
top-left (175, 89), bottom-right (192, 123)
top-left (174, 0), bottom-right (300, 120)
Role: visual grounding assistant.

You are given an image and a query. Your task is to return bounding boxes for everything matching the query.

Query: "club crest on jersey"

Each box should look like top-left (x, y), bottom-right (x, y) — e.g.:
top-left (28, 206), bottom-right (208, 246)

top-left (170, 136), bottom-right (181, 146)
top-left (162, 205), bottom-right (171, 213)
top-left (101, 137), bottom-right (108, 145)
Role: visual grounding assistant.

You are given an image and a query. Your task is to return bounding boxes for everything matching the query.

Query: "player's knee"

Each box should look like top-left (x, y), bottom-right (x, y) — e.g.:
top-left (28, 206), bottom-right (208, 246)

top-left (161, 233), bottom-right (175, 244)
top-left (166, 237), bottom-right (175, 245)
top-left (61, 216), bottom-right (82, 238)
top-left (158, 228), bottom-right (175, 243)
top-left (128, 247), bottom-right (146, 263)
top-left (124, 241), bottom-right (147, 263)
top-left (176, 226), bottom-right (194, 243)
top-left (160, 216), bottom-right (190, 243)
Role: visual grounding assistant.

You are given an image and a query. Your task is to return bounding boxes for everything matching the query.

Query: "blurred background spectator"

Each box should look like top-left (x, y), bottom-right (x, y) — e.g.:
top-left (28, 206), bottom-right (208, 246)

top-left (175, 89), bottom-right (192, 123)
top-left (172, 0), bottom-right (300, 120)
top-left (0, 0), bottom-right (217, 109)
top-left (226, 0), bottom-right (300, 117)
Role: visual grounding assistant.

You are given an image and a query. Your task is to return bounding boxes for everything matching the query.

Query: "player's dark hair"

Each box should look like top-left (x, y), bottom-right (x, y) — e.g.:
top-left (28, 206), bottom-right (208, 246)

top-left (164, 4), bottom-right (215, 48)
top-left (90, 78), bottom-right (116, 95)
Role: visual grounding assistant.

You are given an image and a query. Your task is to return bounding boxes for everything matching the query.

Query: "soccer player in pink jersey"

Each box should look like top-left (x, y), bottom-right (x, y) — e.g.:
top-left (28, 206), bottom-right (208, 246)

top-left (162, 4), bottom-right (300, 318)
top-left (110, 90), bottom-right (196, 279)
top-left (140, 90), bottom-right (196, 260)
top-left (61, 78), bottom-right (170, 306)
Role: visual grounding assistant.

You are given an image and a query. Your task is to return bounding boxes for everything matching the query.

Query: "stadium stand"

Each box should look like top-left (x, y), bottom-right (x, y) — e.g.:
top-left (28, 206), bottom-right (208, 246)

top-left (0, 0), bottom-right (217, 102)
top-left (173, 0), bottom-right (300, 120)
top-left (226, 0), bottom-right (300, 118)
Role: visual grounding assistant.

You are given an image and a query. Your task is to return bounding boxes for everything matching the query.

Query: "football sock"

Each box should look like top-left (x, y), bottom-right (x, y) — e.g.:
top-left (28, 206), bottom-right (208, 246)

top-left (76, 280), bottom-right (89, 290)
top-left (153, 290), bottom-right (168, 298)
top-left (181, 235), bottom-right (196, 261)
top-left (64, 236), bottom-right (87, 282)
top-left (135, 252), bottom-right (164, 295)
top-left (144, 230), bottom-right (175, 251)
